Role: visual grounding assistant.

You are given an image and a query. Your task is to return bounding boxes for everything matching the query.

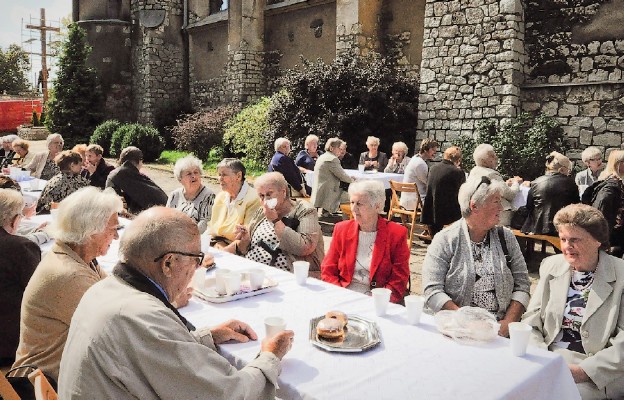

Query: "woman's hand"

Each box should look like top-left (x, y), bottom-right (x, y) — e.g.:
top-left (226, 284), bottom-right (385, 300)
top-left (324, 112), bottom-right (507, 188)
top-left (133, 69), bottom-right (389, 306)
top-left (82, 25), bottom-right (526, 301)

top-left (569, 364), bottom-right (590, 383)
top-left (262, 202), bottom-right (280, 222)
top-left (234, 224), bottom-right (251, 252)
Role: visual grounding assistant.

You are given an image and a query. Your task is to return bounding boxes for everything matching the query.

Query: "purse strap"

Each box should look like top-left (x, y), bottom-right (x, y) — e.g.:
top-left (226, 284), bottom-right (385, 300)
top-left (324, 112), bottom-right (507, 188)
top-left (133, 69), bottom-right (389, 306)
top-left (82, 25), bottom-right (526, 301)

top-left (497, 226), bottom-right (512, 270)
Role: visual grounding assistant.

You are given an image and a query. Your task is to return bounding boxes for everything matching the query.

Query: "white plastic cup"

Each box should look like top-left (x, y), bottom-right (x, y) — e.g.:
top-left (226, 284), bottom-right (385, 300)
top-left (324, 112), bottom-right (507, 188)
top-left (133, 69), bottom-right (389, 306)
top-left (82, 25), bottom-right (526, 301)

top-left (509, 322), bottom-right (532, 357)
top-left (192, 268), bottom-right (206, 291)
top-left (264, 316), bottom-right (286, 338)
top-left (292, 261), bottom-right (310, 285)
top-left (200, 232), bottom-right (212, 253)
top-left (215, 269), bottom-right (231, 295)
top-left (404, 295), bottom-right (425, 324)
top-left (358, 164), bottom-right (365, 173)
top-left (248, 269), bottom-right (265, 290)
top-left (224, 272), bottom-right (242, 296)
top-left (372, 288), bottom-right (392, 316)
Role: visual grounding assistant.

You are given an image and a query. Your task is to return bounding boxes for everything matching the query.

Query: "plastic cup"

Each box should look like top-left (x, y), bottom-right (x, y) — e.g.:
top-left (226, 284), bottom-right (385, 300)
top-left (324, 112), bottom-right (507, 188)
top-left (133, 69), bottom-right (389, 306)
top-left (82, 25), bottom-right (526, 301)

top-left (224, 272), bottom-right (242, 296)
top-left (248, 269), bottom-right (265, 290)
top-left (372, 288), bottom-right (392, 316)
top-left (404, 295), bottom-right (425, 324)
top-left (214, 268), bottom-right (231, 295)
top-left (264, 316), bottom-right (286, 338)
top-left (509, 322), bottom-right (532, 356)
top-left (358, 164), bottom-right (365, 173)
top-left (192, 268), bottom-right (206, 291)
top-left (200, 233), bottom-right (212, 253)
top-left (293, 261), bottom-right (309, 285)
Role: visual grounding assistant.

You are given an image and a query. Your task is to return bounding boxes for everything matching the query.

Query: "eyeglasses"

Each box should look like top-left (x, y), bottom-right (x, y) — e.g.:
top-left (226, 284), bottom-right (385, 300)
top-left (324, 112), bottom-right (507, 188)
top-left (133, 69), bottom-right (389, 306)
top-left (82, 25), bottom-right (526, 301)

top-left (588, 157), bottom-right (602, 162)
top-left (471, 176), bottom-right (491, 199)
top-left (153, 251), bottom-right (204, 266)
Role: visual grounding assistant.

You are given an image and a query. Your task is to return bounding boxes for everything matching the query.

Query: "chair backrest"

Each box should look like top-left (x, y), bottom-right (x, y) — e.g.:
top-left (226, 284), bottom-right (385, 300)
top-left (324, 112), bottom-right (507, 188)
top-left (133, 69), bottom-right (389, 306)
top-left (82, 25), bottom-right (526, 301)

top-left (28, 369), bottom-right (57, 400)
top-left (388, 180), bottom-right (424, 212)
top-left (0, 372), bottom-right (21, 400)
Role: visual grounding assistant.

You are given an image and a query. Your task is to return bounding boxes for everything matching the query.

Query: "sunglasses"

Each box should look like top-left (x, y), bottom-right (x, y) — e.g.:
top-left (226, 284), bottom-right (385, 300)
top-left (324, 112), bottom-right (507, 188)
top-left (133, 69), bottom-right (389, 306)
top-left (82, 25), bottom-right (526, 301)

top-left (154, 251), bottom-right (205, 266)
top-left (471, 176), bottom-right (491, 199)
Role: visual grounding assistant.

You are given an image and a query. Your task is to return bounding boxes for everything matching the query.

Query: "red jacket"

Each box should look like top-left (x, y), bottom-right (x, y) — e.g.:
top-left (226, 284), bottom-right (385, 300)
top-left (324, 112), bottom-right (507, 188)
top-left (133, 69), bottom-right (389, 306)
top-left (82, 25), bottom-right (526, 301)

top-left (321, 216), bottom-right (410, 303)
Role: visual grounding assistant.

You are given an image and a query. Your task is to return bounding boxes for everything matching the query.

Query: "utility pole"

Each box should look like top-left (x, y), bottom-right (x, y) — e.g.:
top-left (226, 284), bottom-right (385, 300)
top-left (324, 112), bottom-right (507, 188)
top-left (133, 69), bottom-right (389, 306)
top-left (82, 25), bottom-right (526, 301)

top-left (26, 8), bottom-right (60, 104)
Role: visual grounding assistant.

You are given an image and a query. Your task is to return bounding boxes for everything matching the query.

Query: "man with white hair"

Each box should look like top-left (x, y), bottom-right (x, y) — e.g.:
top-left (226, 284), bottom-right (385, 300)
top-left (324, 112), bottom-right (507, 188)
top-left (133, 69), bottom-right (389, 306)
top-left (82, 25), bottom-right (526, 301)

top-left (59, 207), bottom-right (294, 399)
top-left (0, 134), bottom-right (18, 168)
top-left (268, 137), bottom-right (308, 197)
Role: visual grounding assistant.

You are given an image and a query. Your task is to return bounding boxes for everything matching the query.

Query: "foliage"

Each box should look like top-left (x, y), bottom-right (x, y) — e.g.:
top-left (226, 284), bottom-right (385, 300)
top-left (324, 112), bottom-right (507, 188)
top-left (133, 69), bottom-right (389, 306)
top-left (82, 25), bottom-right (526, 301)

top-left (172, 105), bottom-right (239, 161)
top-left (0, 44), bottom-right (30, 95)
top-left (45, 23), bottom-right (103, 149)
top-left (109, 123), bottom-right (165, 162)
top-left (157, 150), bottom-right (191, 165)
top-left (224, 97), bottom-right (273, 170)
top-left (39, 110), bottom-right (46, 125)
top-left (154, 98), bottom-right (194, 149)
top-left (90, 120), bottom-right (121, 156)
top-left (451, 113), bottom-right (568, 180)
top-left (267, 52), bottom-right (419, 156)
top-left (31, 111), bottom-right (40, 126)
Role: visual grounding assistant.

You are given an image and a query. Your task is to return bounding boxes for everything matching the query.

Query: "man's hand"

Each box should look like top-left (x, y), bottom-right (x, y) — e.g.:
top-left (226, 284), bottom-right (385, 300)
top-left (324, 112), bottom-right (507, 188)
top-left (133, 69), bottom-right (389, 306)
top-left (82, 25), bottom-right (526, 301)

top-left (261, 330), bottom-right (294, 360)
top-left (211, 320), bottom-right (259, 344)
top-left (201, 252), bottom-right (215, 268)
top-left (173, 286), bottom-right (193, 309)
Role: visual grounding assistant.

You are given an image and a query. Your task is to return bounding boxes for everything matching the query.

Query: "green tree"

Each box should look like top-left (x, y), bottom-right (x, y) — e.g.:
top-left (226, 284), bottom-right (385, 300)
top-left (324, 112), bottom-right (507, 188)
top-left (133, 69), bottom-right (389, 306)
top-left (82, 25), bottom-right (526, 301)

top-left (0, 44), bottom-right (30, 95)
top-left (46, 23), bottom-right (103, 148)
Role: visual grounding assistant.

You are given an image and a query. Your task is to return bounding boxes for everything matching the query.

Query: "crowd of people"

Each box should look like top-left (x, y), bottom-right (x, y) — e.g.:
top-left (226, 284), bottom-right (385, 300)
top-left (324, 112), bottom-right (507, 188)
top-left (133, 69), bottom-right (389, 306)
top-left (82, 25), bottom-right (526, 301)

top-left (1, 131), bottom-right (623, 399)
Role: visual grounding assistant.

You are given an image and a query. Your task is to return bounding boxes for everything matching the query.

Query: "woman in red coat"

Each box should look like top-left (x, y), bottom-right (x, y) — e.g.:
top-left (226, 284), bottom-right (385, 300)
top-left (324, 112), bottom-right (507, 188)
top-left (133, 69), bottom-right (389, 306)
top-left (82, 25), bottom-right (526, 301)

top-left (321, 180), bottom-right (410, 303)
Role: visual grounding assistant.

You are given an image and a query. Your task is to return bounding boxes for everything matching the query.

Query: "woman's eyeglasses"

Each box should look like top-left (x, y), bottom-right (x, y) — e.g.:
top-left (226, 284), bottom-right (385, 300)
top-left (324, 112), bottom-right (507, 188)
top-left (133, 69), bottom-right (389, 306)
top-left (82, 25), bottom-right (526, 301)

top-left (471, 176), bottom-right (491, 199)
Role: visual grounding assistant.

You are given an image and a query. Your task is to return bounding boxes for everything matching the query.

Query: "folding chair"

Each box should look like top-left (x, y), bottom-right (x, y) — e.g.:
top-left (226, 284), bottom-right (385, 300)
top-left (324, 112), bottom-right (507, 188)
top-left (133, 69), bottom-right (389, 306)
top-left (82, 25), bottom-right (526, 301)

top-left (339, 203), bottom-right (354, 220)
top-left (0, 372), bottom-right (20, 400)
top-left (387, 180), bottom-right (433, 246)
top-left (28, 369), bottom-right (57, 400)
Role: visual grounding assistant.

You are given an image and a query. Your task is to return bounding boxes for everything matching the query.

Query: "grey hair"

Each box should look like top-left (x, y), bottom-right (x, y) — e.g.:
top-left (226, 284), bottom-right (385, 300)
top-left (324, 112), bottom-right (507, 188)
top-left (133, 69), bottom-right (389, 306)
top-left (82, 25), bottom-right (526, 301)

top-left (274, 137), bottom-right (290, 152)
top-left (325, 137), bottom-right (344, 152)
top-left (348, 180), bottom-right (385, 211)
top-left (254, 171), bottom-right (288, 192)
top-left (545, 151), bottom-right (572, 174)
top-left (457, 175), bottom-right (507, 218)
top-left (216, 158), bottom-right (246, 181)
top-left (46, 133), bottom-right (64, 146)
top-left (581, 147), bottom-right (602, 163)
top-left (49, 187), bottom-right (123, 245)
top-left (392, 142), bottom-right (409, 154)
top-left (3, 134), bottom-right (19, 144)
top-left (173, 155), bottom-right (203, 181)
top-left (0, 188), bottom-right (24, 227)
top-left (473, 143), bottom-right (495, 167)
top-left (366, 136), bottom-right (380, 146)
top-left (305, 134), bottom-right (319, 146)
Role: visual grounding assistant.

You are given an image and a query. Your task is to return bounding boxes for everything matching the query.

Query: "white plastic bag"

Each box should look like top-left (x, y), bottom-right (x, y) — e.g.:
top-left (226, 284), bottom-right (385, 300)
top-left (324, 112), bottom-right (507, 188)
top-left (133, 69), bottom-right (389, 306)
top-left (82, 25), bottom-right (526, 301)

top-left (434, 306), bottom-right (500, 345)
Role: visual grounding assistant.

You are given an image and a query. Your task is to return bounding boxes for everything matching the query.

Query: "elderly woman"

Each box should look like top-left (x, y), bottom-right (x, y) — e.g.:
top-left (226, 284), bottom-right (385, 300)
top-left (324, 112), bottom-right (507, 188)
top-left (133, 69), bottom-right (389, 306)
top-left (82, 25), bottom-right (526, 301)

top-left (36, 150), bottom-right (89, 213)
top-left (422, 175), bottom-right (531, 337)
top-left (0, 134), bottom-right (18, 168)
top-left (0, 176), bottom-right (49, 245)
top-left (384, 142), bottom-right (411, 173)
top-left (311, 137), bottom-right (354, 216)
top-left (166, 155), bottom-right (215, 234)
top-left (11, 139), bottom-right (35, 167)
top-left (209, 158), bottom-right (261, 248)
top-left (0, 189), bottom-right (41, 366)
top-left (522, 204), bottom-right (624, 399)
top-left (576, 147), bottom-right (604, 190)
top-left (469, 143), bottom-right (523, 226)
top-left (24, 133), bottom-right (64, 179)
top-left (228, 172), bottom-right (324, 271)
top-left (321, 180), bottom-right (410, 303)
top-left (522, 151), bottom-right (579, 236)
top-left (359, 136), bottom-right (388, 172)
top-left (12, 187), bottom-right (122, 383)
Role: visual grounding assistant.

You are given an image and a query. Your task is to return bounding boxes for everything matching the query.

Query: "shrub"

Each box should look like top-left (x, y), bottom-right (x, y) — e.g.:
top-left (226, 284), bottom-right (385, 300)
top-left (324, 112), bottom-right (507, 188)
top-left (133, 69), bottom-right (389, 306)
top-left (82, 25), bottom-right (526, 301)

top-left (172, 105), bottom-right (239, 161)
top-left (154, 98), bottom-right (194, 149)
top-left (31, 111), bottom-right (39, 126)
top-left (452, 113), bottom-right (568, 180)
top-left (267, 52), bottom-right (419, 156)
top-left (39, 109), bottom-right (46, 125)
top-left (224, 97), bottom-right (273, 170)
top-left (109, 123), bottom-right (164, 162)
top-left (90, 119), bottom-right (121, 156)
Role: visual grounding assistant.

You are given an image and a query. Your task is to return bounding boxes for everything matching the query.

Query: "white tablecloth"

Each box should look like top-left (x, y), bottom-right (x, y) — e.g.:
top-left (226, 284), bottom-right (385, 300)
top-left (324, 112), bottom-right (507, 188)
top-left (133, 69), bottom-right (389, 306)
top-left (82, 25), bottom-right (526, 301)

top-left (305, 169), bottom-right (403, 190)
top-left (511, 185), bottom-right (530, 209)
top-left (182, 250), bottom-right (580, 400)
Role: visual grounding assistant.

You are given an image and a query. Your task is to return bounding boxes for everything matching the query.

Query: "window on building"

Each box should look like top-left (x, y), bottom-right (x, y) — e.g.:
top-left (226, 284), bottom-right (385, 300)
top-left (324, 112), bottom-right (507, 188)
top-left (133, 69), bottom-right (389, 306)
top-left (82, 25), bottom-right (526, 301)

top-left (209, 0), bottom-right (228, 14)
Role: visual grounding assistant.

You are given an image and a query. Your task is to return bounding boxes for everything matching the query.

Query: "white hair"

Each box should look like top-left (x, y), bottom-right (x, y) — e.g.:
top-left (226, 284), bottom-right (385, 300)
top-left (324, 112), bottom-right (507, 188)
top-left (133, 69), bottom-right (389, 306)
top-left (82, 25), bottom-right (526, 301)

top-left (305, 134), bottom-right (319, 146)
top-left (274, 137), bottom-right (290, 152)
top-left (3, 134), bottom-right (19, 144)
top-left (392, 142), bottom-right (408, 154)
top-left (325, 137), bottom-right (344, 152)
top-left (581, 147), bottom-right (602, 163)
top-left (254, 171), bottom-right (288, 191)
top-left (457, 175), bottom-right (506, 218)
top-left (348, 180), bottom-right (385, 210)
top-left (173, 155), bottom-right (203, 181)
top-left (473, 143), bottom-right (495, 167)
top-left (366, 136), bottom-right (380, 146)
top-left (0, 188), bottom-right (24, 227)
top-left (46, 133), bottom-right (64, 146)
top-left (49, 187), bottom-right (123, 245)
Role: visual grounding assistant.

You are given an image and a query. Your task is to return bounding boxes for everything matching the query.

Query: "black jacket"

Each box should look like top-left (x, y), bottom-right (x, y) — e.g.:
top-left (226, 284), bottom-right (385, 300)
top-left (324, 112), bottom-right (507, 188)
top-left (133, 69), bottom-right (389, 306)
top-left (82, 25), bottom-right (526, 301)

top-left (421, 159), bottom-right (466, 228)
top-left (106, 161), bottom-right (167, 214)
top-left (522, 172), bottom-right (579, 235)
top-left (582, 176), bottom-right (624, 246)
top-left (87, 159), bottom-right (115, 189)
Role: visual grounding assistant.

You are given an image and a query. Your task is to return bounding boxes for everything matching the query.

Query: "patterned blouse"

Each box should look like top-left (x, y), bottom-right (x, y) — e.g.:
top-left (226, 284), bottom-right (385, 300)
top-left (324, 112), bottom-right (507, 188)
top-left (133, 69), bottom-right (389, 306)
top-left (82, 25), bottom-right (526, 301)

top-left (246, 219), bottom-right (290, 271)
top-left (166, 186), bottom-right (215, 234)
top-left (552, 270), bottom-right (594, 354)
top-left (40, 159), bottom-right (60, 181)
top-left (36, 172), bottom-right (90, 213)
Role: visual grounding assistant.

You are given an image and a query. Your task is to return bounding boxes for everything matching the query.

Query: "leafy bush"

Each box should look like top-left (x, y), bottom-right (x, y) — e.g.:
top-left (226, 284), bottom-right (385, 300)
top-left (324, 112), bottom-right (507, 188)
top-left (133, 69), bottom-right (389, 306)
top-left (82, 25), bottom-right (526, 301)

top-left (224, 97), bottom-right (273, 170)
top-left (452, 113), bottom-right (568, 180)
top-left (31, 111), bottom-right (39, 126)
top-left (154, 98), bottom-right (194, 149)
top-left (109, 123), bottom-right (165, 162)
top-left (90, 119), bottom-right (121, 156)
top-left (172, 105), bottom-right (239, 161)
top-left (267, 53), bottom-right (419, 156)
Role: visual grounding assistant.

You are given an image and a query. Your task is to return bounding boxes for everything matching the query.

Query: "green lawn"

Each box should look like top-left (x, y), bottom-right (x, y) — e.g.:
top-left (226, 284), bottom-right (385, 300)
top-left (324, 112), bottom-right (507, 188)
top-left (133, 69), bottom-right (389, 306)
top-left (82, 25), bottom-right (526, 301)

top-left (156, 150), bottom-right (265, 178)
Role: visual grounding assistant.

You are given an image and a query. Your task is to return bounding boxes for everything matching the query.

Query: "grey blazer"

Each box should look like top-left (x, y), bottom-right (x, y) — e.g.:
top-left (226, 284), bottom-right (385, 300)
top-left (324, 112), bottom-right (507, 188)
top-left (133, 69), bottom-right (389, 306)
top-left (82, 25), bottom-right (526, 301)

top-left (311, 152), bottom-right (352, 212)
top-left (422, 219), bottom-right (530, 318)
top-left (522, 252), bottom-right (624, 394)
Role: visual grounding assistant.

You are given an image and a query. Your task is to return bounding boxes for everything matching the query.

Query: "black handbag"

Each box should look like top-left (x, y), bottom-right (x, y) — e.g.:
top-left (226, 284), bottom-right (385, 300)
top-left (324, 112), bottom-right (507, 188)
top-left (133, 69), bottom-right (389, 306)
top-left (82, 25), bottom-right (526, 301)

top-left (3, 365), bottom-right (37, 400)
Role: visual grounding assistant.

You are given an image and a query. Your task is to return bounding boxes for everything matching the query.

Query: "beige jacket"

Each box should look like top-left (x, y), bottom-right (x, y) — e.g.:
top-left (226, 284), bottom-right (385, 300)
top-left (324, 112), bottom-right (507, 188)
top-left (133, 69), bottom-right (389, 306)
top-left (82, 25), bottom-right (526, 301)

top-left (311, 152), bottom-right (352, 212)
top-left (24, 150), bottom-right (50, 178)
top-left (523, 252), bottom-right (624, 395)
top-left (12, 242), bottom-right (106, 381)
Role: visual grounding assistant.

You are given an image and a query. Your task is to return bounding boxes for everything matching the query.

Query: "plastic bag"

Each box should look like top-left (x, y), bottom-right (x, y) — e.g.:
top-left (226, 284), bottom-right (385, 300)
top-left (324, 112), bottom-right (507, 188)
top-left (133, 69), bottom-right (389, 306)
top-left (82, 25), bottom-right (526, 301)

top-left (434, 306), bottom-right (500, 345)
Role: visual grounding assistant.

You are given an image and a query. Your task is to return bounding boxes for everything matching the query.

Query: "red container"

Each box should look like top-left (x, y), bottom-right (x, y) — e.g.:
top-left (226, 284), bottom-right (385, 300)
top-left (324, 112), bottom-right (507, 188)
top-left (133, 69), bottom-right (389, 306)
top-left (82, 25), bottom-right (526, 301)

top-left (0, 98), bottom-right (43, 132)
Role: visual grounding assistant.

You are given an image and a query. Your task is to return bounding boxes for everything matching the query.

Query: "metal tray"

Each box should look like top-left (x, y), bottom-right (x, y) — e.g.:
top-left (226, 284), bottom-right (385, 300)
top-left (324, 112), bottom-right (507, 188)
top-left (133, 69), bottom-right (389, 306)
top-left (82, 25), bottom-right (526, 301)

top-left (309, 314), bottom-right (381, 352)
top-left (193, 275), bottom-right (278, 303)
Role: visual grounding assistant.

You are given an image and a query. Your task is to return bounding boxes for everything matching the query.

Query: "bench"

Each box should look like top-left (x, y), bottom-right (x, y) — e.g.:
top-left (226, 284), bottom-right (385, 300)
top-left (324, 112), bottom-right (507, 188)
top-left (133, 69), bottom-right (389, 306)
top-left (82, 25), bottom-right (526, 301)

top-left (511, 229), bottom-right (561, 252)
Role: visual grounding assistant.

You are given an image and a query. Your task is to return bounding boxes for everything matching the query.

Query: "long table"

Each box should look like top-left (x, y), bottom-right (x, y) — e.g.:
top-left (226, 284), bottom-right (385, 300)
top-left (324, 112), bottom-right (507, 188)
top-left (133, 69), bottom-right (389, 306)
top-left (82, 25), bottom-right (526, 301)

top-left (182, 250), bottom-right (580, 400)
top-left (305, 169), bottom-right (403, 190)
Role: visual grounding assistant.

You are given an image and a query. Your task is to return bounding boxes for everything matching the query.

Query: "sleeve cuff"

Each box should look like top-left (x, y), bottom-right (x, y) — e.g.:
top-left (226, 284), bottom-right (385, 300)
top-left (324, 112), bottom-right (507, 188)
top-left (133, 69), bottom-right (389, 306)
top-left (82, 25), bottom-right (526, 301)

top-left (511, 291), bottom-right (530, 308)
top-left (427, 291), bottom-right (452, 313)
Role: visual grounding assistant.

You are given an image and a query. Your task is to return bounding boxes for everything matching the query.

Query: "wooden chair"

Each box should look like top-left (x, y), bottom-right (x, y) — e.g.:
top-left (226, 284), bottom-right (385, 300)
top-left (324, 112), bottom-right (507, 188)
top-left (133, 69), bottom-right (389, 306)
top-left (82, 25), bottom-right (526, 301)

top-left (339, 203), bottom-right (354, 220)
top-left (0, 372), bottom-right (20, 400)
top-left (387, 180), bottom-right (433, 246)
top-left (28, 369), bottom-right (58, 400)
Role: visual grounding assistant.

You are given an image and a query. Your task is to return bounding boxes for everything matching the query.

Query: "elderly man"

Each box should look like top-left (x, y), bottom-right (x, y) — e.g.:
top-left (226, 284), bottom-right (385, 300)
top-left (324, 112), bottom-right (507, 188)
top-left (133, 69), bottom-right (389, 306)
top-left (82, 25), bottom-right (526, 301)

top-left (58, 207), bottom-right (294, 400)
top-left (468, 144), bottom-right (522, 226)
top-left (268, 137), bottom-right (308, 197)
top-left (401, 138), bottom-right (439, 210)
top-left (84, 144), bottom-right (115, 189)
top-left (0, 134), bottom-right (18, 168)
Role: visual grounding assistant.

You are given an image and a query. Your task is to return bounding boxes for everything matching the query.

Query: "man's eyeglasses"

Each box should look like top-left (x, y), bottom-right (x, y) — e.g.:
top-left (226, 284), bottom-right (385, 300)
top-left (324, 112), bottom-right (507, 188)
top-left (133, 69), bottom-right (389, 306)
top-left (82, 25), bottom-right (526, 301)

top-left (471, 176), bottom-right (491, 199)
top-left (154, 251), bottom-right (204, 266)
top-left (588, 157), bottom-right (602, 162)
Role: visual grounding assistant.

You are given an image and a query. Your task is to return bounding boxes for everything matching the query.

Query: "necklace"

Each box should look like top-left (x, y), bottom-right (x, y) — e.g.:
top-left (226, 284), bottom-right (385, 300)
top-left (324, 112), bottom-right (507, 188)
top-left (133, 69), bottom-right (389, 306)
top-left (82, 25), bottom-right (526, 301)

top-left (471, 236), bottom-right (489, 263)
top-left (570, 269), bottom-right (595, 291)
